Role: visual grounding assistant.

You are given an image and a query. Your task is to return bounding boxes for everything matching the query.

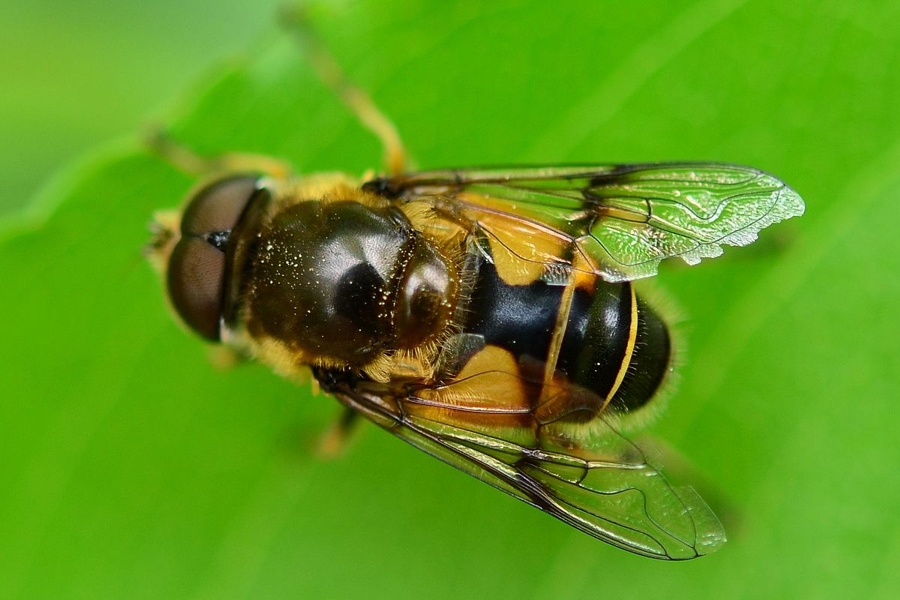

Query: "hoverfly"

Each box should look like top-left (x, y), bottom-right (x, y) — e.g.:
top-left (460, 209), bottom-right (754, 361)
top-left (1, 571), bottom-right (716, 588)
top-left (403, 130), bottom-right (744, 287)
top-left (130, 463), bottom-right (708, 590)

top-left (146, 13), bottom-right (804, 561)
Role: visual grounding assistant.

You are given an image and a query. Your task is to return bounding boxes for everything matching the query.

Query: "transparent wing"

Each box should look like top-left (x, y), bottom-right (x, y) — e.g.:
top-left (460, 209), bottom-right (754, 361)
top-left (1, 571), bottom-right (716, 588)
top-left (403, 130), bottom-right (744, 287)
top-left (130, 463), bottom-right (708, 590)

top-left (366, 163), bottom-right (805, 281)
top-left (329, 376), bottom-right (725, 561)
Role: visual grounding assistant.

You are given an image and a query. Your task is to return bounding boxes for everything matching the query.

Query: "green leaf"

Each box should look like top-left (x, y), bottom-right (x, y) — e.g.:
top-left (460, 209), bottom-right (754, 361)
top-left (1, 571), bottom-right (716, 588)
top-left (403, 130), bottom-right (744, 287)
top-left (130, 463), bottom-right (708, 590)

top-left (3, 1), bottom-right (900, 598)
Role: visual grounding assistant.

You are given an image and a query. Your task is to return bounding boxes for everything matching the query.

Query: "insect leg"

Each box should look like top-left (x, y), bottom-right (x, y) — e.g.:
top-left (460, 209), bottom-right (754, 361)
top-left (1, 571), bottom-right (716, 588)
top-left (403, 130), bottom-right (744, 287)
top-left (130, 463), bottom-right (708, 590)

top-left (279, 5), bottom-right (408, 176)
top-left (316, 406), bottom-right (361, 458)
top-left (206, 344), bottom-right (248, 370)
top-left (144, 127), bottom-right (292, 180)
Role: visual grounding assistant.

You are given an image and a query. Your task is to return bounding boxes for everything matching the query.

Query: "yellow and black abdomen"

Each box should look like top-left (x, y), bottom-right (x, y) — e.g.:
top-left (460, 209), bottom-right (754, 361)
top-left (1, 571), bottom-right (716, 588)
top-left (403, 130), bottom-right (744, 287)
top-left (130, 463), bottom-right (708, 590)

top-left (463, 261), bottom-right (672, 416)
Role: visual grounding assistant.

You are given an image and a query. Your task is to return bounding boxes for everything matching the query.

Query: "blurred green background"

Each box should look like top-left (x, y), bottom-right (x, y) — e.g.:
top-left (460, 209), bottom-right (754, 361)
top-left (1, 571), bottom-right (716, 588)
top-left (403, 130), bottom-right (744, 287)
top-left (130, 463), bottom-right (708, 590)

top-left (3, 0), bottom-right (899, 598)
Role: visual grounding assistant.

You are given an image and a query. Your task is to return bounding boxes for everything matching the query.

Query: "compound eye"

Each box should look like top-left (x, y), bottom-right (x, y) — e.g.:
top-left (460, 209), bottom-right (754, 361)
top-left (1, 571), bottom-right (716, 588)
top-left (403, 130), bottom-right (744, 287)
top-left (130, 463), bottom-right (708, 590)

top-left (167, 176), bottom-right (258, 340)
top-left (180, 176), bottom-right (259, 237)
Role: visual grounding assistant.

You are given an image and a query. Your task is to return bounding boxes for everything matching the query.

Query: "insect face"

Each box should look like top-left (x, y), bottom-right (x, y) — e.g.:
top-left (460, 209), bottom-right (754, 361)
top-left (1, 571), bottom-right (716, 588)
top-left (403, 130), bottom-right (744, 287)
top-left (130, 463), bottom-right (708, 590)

top-left (161, 175), bottom-right (260, 340)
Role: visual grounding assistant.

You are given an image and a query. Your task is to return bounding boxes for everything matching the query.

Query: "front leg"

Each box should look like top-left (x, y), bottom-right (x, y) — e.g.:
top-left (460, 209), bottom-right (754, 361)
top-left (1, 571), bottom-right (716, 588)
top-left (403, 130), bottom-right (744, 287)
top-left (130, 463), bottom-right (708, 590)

top-left (145, 127), bottom-right (292, 180)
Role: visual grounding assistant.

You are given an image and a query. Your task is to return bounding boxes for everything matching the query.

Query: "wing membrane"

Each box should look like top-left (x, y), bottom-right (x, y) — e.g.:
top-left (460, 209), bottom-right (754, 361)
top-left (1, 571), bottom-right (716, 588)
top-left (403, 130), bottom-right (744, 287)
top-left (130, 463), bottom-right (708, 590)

top-left (369, 163), bottom-right (805, 281)
top-left (332, 381), bottom-right (725, 560)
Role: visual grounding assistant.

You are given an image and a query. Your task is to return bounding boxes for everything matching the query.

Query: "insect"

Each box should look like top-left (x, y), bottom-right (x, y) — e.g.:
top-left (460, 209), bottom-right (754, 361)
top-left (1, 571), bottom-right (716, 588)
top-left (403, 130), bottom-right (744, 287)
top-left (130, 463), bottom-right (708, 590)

top-left (146, 13), bottom-right (804, 561)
